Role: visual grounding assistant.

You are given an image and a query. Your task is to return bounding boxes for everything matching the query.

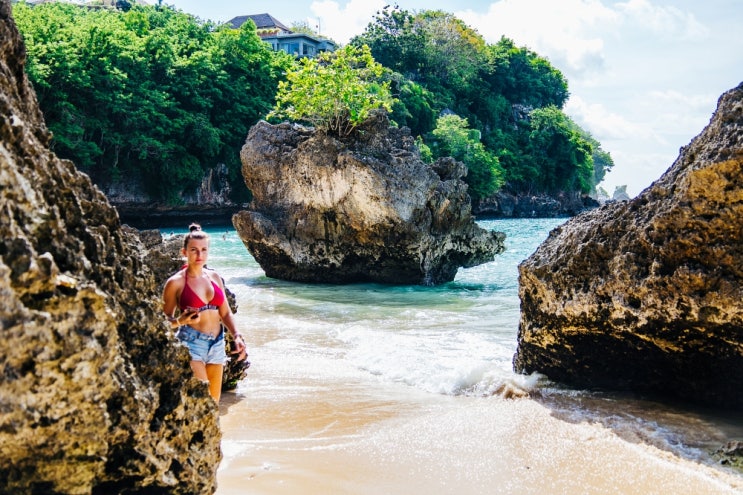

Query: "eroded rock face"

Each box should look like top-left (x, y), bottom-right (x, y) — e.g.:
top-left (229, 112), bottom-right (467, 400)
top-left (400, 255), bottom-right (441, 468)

top-left (233, 111), bottom-right (505, 285)
top-left (0, 3), bottom-right (221, 493)
top-left (475, 191), bottom-right (599, 218)
top-left (514, 83), bottom-right (743, 409)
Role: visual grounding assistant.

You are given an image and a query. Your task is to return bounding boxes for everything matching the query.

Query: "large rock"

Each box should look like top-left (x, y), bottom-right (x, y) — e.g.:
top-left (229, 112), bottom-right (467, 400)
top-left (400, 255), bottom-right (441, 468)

top-left (514, 83), bottom-right (743, 409)
top-left (233, 111), bottom-right (505, 285)
top-left (0, 3), bottom-right (221, 493)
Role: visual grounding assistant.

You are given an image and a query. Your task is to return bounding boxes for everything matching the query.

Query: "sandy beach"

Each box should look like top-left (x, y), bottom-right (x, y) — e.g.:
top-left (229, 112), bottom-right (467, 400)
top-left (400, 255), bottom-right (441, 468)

top-left (215, 359), bottom-right (743, 495)
top-left (205, 220), bottom-right (743, 495)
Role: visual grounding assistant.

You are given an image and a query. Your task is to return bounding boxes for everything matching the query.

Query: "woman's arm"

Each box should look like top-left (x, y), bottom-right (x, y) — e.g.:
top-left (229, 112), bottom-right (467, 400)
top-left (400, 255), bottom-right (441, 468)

top-left (163, 275), bottom-right (190, 329)
top-left (213, 273), bottom-right (247, 355)
top-left (221, 305), bottom-right (246, 356)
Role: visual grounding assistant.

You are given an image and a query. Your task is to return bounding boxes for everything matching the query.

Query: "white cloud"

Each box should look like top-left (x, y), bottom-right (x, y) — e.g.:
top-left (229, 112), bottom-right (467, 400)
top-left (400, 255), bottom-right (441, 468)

top-left (615, 0), bottom-right (709, 40)
top-left (455, 0), bottom-right (709, 80)
top-left (645, 90), bottom-right (718, 138)
top-left (564, 95), bottom-right (647, 141)
top-left (310, 0), bottom-right (385, 44)
top-left (599, 149), bottom-right (674, 197)
top-left (648, 89), bottom-right (716, 111)
top-left (456, 0), bottom-right (619, 76)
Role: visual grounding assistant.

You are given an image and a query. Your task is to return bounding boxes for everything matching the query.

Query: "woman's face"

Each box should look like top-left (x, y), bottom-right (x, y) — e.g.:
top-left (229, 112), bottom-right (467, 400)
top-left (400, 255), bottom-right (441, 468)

top-left (183, 237), bottom-right (209, 267)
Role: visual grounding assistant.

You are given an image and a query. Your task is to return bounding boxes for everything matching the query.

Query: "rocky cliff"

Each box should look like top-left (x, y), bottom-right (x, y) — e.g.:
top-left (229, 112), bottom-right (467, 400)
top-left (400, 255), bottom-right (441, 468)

top-left (233, 111), bottom-right (506, 285)
top-left (0, 2), bottom-right (222, 493)
top-left (514, 83), bottom-right (743, 409)
top-left (109, 163), bottom-right (240, 229)
top-left (475, 191), bottom-right (600, 218)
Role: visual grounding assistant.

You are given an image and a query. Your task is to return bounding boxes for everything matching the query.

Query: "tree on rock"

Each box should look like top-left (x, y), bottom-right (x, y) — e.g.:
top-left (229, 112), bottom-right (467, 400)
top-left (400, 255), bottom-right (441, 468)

top-left (269, 45), bottom-right (395, 137)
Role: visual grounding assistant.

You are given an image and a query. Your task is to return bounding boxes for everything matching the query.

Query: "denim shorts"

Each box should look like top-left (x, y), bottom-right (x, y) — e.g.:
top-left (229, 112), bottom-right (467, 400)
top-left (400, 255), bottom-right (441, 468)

top-left (175, 325), bottom-right (227, 365)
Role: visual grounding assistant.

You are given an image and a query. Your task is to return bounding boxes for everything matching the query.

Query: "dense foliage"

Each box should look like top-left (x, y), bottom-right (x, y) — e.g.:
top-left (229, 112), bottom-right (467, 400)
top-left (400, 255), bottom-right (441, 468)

top-left (430, 115), bottom-right (504, 201)
top-left (352, 6), bottom-right (613, 197)
top-left (13, 2), bottom-right (290, 204)
top-left (13, 1), bottom-right (614, 207)
top-left (269, 45), bottom-right (393, 137)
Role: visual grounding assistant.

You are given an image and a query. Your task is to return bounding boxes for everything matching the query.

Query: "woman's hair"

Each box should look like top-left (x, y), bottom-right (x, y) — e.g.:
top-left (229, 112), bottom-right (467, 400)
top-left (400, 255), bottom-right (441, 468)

top-left (183, 222), bottom-right (209, 249)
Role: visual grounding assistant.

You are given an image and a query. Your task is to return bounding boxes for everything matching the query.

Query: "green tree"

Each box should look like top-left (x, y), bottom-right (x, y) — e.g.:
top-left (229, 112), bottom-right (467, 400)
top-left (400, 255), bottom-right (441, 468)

top-left (415, 135), bottom-right (433, 163)
top-left (431, 115), bottom-right (504, 202)
top-left (414, 11), bottom-right (486, 99)
top-left (568, 126), bottom-right (614, 193)
top-left (350, 6), bottom-right (425, 78)
top-left (13, 2), bottom-right (288, 204)
top-left (526, 106), bottom-right (594, 193)
top-left (483, 37), bottom-right (569, 110)
top-left (352, 7), bottom-right (606, 200)
top-left (351, 6), bottom-right (489, 133)
top-left (268, 44), bottom-right (394, 137)
top-left (388, 76), bottom-right (437, 138)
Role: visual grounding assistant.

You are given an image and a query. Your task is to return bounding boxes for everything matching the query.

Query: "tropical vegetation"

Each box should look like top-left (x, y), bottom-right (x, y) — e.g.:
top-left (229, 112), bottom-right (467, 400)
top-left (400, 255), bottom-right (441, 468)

top-left (350, 6), bottom-right (613, 199)
top-left (12, 1), bottom-right (290, 204)
top-left (11, 1), bottom-right (613, 207)
top-left (268, 45), bottom-right (393, 137)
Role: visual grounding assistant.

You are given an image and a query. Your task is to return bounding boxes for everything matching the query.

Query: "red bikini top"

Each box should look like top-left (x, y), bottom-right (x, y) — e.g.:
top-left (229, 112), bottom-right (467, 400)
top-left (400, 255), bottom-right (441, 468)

top-left (179, 277), bottom-right (225, 311)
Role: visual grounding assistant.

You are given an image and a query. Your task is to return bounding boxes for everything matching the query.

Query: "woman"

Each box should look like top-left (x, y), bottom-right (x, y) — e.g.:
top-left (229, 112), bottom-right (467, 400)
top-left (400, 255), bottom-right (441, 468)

top-left (163, 223), bottom-right (247, 401)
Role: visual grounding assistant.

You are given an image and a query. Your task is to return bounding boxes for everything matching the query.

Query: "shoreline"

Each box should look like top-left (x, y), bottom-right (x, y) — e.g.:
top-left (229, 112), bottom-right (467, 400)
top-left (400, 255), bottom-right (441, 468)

top-left (112, 189), bottom-right (607, 230)
top-left (115, 204), bottom-right (243, 229)
top-left (205, 221), bottom-right (743, 495)
top-left (215, 369), bottom-right (743, 495)
top-left (116, 207), bottom-right (583, 231)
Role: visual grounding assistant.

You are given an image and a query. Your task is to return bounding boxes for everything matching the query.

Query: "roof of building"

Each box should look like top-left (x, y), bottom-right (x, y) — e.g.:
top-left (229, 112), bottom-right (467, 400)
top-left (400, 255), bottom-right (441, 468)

top-left (226, 13), bottom-right (291, 32)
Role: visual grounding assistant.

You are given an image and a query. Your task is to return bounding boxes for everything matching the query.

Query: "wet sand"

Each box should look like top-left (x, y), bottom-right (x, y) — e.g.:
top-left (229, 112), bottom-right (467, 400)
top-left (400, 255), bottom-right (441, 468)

top-left (216, 364), bottom-right (743, 495)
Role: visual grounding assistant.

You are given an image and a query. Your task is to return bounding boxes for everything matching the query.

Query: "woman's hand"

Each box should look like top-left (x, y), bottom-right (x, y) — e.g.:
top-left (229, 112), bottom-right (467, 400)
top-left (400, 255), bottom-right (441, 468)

top-left (230, 334), bottom-right (248, 360)
top-left (180, 307), bottom-right (200, 325)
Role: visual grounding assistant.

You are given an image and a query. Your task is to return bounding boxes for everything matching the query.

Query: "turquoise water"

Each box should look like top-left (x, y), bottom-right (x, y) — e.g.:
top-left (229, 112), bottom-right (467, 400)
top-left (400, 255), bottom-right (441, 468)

top-left (171, 218), bottom-right (562, 396)
top-left (171, 218), bottom-right (743, 470)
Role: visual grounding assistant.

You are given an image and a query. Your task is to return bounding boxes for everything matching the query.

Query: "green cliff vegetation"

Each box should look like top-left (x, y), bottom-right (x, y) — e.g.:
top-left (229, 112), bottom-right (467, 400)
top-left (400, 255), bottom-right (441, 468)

top-left (12, 1), bottom-right (291, 204)
top-left (351, 6), bottom-right (613, 200)
top-left (12, 2), bottom-right (613, 207)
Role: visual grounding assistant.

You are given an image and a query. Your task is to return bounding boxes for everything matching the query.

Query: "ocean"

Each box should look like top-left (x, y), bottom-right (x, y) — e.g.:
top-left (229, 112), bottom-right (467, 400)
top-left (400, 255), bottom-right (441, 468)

top-left (168, 218), bottom-right (743, 494)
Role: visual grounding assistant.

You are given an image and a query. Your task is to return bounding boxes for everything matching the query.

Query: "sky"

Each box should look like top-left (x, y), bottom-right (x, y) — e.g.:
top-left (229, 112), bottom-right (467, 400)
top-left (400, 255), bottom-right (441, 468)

top-left (166, 0), bottom-right (743, 198)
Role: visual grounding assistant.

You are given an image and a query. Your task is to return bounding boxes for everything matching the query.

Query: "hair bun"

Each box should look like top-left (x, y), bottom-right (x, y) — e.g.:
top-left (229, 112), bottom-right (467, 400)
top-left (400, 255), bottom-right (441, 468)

top-left (188, 223), bottom-right (202, 232)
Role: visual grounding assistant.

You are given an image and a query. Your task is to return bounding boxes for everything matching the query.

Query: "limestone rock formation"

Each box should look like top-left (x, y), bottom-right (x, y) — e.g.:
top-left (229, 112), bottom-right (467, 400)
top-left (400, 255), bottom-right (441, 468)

top-left (514, 82), bottom-right (743, 409)
top-left (110, 164), bottom-right (240, 229)
top-left (714, 441), bottom-right (743, 471)
top-left (233, 111), bottom-right (505, 285)
top-left (0, 3), bottom-right (221, 493)
top-left (475, 191), bottom-right (599, 218)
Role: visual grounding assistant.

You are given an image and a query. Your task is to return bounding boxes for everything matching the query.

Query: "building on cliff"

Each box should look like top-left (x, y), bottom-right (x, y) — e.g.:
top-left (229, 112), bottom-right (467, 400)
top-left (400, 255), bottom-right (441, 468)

top-left (226, 12), bottom-right (336, 58)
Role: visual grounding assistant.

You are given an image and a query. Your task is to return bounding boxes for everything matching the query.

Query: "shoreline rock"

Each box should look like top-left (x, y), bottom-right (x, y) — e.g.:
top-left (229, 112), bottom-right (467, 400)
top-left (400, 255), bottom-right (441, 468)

top-left (714, 441), bottom-right (743, 472)
top-left (514, 82), bottom-right (743, 409)
top-left (115, 203), bottom-right (242, 229)
top-left (0, 3), bottom-right (222, 492)
top-left (233, 111), bottom-right (506, 285)
top-left (112, 192), bottom-right (600, 229)
top-left (475, 191), bottom-right (600, 218)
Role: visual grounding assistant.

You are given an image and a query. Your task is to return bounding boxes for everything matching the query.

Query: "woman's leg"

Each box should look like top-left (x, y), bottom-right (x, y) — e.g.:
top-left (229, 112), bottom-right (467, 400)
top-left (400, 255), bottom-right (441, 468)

top-left (189, 360), bottom-right (208, 381)
top-left (205, 363), bottom-right (224, 402)
top-left (190, 361), bottom-right (223, 401)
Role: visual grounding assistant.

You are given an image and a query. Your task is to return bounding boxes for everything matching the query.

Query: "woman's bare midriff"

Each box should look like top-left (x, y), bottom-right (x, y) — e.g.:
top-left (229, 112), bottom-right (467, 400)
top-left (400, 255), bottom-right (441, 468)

top-left (184, 308), bottom-right (222, 336)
